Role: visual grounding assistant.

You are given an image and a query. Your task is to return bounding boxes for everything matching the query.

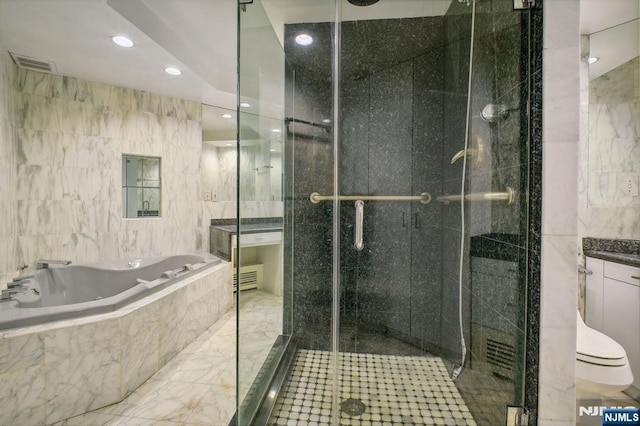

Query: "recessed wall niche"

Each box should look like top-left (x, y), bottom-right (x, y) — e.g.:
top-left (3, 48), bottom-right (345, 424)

top-left (122, 155), bottom-right (161, 218)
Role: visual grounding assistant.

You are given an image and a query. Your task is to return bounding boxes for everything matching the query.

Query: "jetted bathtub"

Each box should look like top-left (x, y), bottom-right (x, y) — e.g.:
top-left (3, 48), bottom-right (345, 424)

top-left (0, 253), bottom-right (221, 330)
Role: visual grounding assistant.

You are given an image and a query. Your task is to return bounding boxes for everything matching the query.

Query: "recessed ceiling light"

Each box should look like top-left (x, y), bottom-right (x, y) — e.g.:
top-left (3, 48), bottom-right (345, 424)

top-left (111, 35), bottom-right (134, 48)
top-left (270, 149), bottom-right (276, 152)
top-left (587, 57), bottom-right (599, 65)
top-left (295, 34), bottom-right (313, 46)
top-left (322, 119), bottom-right (332, 124)
top-left (240, 102), bottom-right (251, 108)
top-left (221, 113), bottom-right (233, 119)
top-left (225, 143), bottom-right (233, 147)
top-left (271, 128), bottom-right (281, 133)
top-left (164, 67), bottom-right (182, 76)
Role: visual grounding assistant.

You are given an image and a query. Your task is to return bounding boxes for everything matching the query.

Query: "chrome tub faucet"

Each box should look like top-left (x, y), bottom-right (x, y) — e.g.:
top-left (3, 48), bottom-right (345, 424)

top-left (36, 259), bottom-right (72, 269)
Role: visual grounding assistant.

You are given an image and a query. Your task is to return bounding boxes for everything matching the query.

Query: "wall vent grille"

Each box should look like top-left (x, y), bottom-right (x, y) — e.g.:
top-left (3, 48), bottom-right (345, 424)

top-left (486, 338), bottom-right (516, 372)
top-left (233, 264), bottom-right (263, 292)
top-left (10, 52), bottom-right (57, 74)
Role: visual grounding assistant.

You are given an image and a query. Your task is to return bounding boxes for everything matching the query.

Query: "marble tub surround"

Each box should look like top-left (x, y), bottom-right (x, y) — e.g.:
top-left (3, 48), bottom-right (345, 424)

top-left (55, 288), bottom-right (281, 425)
top-left (0, 261), bottom-right (232, 425)
top-left (53, 308), bottom-right (236, 426)
top-left (582, 237), bottom-right (640, 267)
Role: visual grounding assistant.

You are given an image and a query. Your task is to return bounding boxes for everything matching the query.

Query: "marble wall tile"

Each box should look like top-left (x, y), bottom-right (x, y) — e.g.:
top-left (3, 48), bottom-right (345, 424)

top-left (578, 36), bottom-right (590, 214)
top-left (0, 332), bottom-right (44, 374)
top-left (540, 0), bottom-right (580, 424)
top-left (540, 235), bottom-right (578, 328)
top-left (542, 142), bottom-right (579, 236)
top-left (0, 365), bottom-right (46, 426)
top-left (580, 56), bottom-right (640, 240)
top-left (542, 48), bottom-right (581, 144)
top-left (158, 288), bottom-right (190, 365)
top-left (44, 321), bottom-right (122, 423)
top-left (0, 45), bottom-right (17, 283)
top-left (542, 0), bottom-right (579, 50)
top-left (8, 69), bottom-right (204, 270)
top-left (121, 302), bottom-right (161, 396)
top-left (538, 326), bottom-right (577, 424)
top-left (578, 205), bottom-right (640, 240)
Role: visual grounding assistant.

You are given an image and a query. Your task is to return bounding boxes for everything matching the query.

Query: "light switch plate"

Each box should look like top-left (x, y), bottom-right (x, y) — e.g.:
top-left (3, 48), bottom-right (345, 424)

top-left (204, 191), bottom-right (212, 201)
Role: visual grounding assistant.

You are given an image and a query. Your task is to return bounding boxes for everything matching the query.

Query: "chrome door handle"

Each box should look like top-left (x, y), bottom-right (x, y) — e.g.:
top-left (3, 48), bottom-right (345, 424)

top-left (354, 200), bottom-right (364, 251)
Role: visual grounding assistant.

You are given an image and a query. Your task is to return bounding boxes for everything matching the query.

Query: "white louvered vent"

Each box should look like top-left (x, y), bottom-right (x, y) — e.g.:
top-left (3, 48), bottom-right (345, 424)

top-left (233, 264), bottom-right (263, 292)
top-left (10, 52), bottom-right (57, 74)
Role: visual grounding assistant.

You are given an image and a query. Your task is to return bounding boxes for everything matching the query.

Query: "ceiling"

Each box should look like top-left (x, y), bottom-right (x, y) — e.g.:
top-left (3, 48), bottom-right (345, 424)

top-left (580, 0), bottom-right (639, 80)
top-left (0, 0), bottom-right (636, 127)
top-left (0, 0), bottom-right (238, 109)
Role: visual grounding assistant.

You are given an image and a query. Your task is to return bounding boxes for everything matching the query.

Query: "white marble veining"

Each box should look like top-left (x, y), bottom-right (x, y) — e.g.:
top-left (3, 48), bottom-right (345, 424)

top-left (0, 365), bottom-right (46, 425)
top-left (0, 45), bottom-right (18, 284)
top-left (121, 303), bottom-right (161, 396)
top-left (538, 326), bottom-right (577, 424)
top-left (237, 290), bottom-right (283, 402)
top-left (580, 57), bottom-right (640, 240)
top-left (540, 236), bottom-right (579, 329)
top-left (541, 1), bottom-right (580, 424)
top-left (0, 261), bottom-right (231, 425)
top-left (542, 142), bottom-right (579, 236)
top-left (54, 289), bottom-right (281, 426)
top-left (3, 68), bottom-right (205, 274)
top-left (542, 47), bottom-right (581, 144)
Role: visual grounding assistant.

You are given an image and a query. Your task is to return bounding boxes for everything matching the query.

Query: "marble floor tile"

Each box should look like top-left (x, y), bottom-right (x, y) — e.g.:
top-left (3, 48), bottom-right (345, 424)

top-left (95, 379), bottom-right (210, 422)
top-left (184, 386), bottom-right (237, 426)
top-left (54, 289), bottom-right (282, 426)
top-left (54, 411), bottom-right (186, 425)
top-left (153, 353), bottom-right (235, 387)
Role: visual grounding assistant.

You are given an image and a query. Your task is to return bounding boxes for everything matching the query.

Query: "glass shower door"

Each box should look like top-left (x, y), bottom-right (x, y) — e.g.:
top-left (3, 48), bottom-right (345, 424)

top-left (236, 1), bottom-right (294, 424)
top-left (238, 1), bottom-right (533, 424)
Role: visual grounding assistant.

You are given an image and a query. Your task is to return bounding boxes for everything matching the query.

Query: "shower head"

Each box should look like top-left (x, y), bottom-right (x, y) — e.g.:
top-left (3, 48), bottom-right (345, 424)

top-left (347, 0), bottom-right (380, 6)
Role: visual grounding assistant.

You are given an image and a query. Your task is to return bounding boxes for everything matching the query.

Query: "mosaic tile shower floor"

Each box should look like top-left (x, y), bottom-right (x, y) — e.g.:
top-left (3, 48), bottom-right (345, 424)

top-left (269, 349), bottom-right (477, 426)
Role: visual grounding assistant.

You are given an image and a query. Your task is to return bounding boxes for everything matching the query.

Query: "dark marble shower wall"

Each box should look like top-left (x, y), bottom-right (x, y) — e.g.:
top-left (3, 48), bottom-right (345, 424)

top-left (283, 1), bottom-right (530, 374)
top-left (284, 16), bottom-right (451, 353)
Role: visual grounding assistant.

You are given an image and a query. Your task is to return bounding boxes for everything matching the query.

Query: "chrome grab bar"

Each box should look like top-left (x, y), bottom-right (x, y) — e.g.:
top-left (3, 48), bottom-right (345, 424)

top-left (310, 192), bottom-right (432, 204)
top-left (354, 200), bottom-right (364, 251)
top-left (160, 264), bottom-right (194, 279)
top-left (436, 187), bottom-right (517, 205)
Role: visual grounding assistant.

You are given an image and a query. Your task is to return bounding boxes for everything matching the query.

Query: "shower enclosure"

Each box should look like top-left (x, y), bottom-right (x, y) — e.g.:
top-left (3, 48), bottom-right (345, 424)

top-left (237, 0), bottom-right (535, 424)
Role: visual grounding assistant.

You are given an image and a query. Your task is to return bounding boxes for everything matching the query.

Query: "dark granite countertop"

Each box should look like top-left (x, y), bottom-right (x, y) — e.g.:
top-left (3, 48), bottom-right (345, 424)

top-left (583, 237), bottom-right (640, 268)
top-left (210, 223), bottom-right (283, 235)
top-left (583, 250), bottom-right (640, 268)
top-left (209, 218), bottom-right (283, 261)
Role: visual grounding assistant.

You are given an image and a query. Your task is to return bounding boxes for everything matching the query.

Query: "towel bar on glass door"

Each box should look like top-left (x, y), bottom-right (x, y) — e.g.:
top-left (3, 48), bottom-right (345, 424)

top-left (309, 192), bottom-right (432, 204)
top-left (436, 187), bottom-right (517, 205)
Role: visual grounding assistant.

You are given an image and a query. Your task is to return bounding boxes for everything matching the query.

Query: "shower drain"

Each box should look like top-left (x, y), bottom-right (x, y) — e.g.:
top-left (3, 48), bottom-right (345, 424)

top-left (340, 398), bottom-right (366, 417)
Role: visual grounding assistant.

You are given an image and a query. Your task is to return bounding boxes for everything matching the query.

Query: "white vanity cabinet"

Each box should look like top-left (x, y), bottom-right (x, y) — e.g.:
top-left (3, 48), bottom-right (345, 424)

top-left (231, 231), bottom-right (283, 296)
top-left (585, 257), bottom-right (640, 390)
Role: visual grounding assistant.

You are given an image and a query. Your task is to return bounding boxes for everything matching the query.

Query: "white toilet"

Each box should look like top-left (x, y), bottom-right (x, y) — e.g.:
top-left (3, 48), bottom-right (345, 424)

top-left (576, 310), bottom-right (634, 396)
